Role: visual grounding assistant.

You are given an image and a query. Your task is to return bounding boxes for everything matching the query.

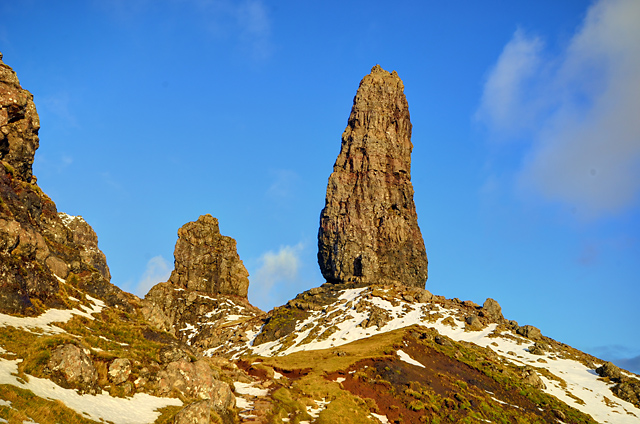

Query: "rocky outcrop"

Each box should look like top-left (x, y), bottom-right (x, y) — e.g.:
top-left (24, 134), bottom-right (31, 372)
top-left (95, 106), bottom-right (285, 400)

top-left (517, 325), bottom-right (542, 340)
top-left (0, 52), bottom-right (133, 315)
top-left (597, 361), bottom-right (640, 408)
top-left (59, 213), bottom-right (111, 281)
top-left (47, 344), bottom-right (98, 394)
top-left (142, 214), bottom-right (262, 348)
top-left (480, 298), bottom-right (503, 320)
top-left (168, 214), bottom-right (249, 297)
top-left (143, 281), bottom-right (263, 348)
top-left (0, 52), bottom-right (39, 183)
top-left (318, 65), bottom-right (428, 288)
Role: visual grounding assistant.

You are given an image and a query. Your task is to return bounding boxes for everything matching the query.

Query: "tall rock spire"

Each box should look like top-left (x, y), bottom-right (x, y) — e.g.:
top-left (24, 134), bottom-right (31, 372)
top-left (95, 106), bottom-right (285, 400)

top-left (318, 65), bottom-right (428, 288)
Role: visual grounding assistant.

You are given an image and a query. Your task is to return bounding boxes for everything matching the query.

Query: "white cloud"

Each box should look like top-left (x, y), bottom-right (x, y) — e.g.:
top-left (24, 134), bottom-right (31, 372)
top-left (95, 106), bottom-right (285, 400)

top-left (477, 0), bottom-right (640, 219)
top-left (475, 28), bottom-right (544, 137)
top-left (135, 255), bottom-right (172, 297)
top-left (250, 243), bottom-right (303, 307)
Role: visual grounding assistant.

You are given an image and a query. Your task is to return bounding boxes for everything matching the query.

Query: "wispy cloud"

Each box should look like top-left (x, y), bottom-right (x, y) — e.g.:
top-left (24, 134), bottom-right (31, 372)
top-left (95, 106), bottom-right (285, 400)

top-left (475, 28), bottom-right (545, 138)
top-left (96, 0), bottom-right (273, 60)
top-left (591, 345), bottom-right (640, 373)
top-left (93, 0), bottom-right (153, 22)
top-left (266, 169), bottom-right (299, 200)
top-left (175, 0), bottom-right (273, 60)
top-left (250, 243), bottom-right (303, 309)
top-left (477, 0), bottom-right (640, 219)
top-left (616, 355), bottom-right (640, 374)
top-left (135, 255), bottom-right (172, 297)
top-left (40, 92), bottom-right (79, 128)
top-left (234, 0), bottom-right (272, 60)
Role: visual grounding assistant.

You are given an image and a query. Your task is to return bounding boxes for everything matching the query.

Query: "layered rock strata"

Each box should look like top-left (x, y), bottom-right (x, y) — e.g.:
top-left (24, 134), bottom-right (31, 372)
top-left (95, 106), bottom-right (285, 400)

top-left (318, 65), bottom-right (428, 288)
top-left (0, 52), bottom-right (132, 314)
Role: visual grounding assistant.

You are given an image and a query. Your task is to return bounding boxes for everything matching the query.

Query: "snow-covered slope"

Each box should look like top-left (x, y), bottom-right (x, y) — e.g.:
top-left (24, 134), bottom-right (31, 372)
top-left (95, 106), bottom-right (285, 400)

top-left (205, 284), bottom-right (640, 424)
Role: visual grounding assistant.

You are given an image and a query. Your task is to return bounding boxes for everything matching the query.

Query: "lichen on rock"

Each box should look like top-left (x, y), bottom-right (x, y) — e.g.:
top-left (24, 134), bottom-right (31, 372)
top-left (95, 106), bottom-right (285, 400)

top-left (318, 65), bottom-right (428, 288)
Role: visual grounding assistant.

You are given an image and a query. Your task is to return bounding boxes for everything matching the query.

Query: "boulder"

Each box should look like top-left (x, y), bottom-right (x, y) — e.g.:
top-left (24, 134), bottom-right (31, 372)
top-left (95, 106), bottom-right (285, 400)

top-left (596, 361), bottom-right (622, 381)
top-left (517, 325), bottom-right (542, 340)
top-left (318, 65), bottom-right (428, 288)
top-left (465, 315), bottom-right (483, 331)
top-left (157, 359), bottom-right (235, 409)
top-left (174, 400), bottom-right (211, 424)
top-left (480, 298), bottom-right (503, 320)
top-left (108, 358), bottom-right (132, 385)
top-left (158, 345), bottom-right (192, 364)
top-left (47, 344), bottom-right (98, 394)
top-left (528, 342), bottom-right (548, 355)
top-left (612, 379), bottom-right (640, 408)
top-left (522, 367), bottom-right (546, 389)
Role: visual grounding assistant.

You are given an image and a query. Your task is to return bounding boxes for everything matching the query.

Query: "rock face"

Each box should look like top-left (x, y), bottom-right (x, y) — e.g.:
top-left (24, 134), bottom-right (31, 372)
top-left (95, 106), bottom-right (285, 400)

top-left (59, 212), bottom-right (111, 281)
top-left (168, 214), bottom-right (249, 297)
top-left (0, 52), bottom-right (39, 183)
top-left (0, 52), bottom-right (131, 314)
top-left (318, 65), bottom-right (428, 288)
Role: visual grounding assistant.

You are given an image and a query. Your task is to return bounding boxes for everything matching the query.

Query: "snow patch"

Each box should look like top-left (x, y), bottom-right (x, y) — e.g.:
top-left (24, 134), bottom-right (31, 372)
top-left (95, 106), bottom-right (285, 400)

top-left (0, 295), bottom-right (105, 335)
top-left (241, 287), bottom-right (640, 423)
top-left (58, 213), bottom-right (86, 227)
top-left (233, 381), bottom-right (269, 397)
top-left (306, 398), bottom-right (330, 419)
top-left (371, 412), bottom-right (390, 423)
top-left (397, 350), bottom-right (425, 368)
top-left (0, 358), bottom-right (181, 424)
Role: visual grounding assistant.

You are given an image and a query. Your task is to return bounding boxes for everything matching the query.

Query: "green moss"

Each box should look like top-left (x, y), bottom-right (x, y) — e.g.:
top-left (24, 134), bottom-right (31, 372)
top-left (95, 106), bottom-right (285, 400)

top-left (2, 161), bottom-right (16, 177)
top-left (408, 400), bottom-right (424, 411)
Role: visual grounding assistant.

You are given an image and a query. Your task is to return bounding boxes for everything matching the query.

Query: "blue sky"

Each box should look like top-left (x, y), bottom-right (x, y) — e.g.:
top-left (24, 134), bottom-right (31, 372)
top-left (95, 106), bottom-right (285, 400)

top-left (1, 0), bottom-right (639, 372)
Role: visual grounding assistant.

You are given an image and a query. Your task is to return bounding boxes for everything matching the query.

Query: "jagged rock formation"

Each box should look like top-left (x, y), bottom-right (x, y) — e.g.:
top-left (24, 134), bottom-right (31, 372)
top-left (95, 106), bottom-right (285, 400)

top-left (2, 52), bottom-right (640, 424)
top-left (168, 214), bottom-right (249, 297)
top-left (143, 214), bottom-right (263, 348)
top-left (0, 52), bottom-right (132, 314)
top-left (318, 64), bottom-right (428, 288)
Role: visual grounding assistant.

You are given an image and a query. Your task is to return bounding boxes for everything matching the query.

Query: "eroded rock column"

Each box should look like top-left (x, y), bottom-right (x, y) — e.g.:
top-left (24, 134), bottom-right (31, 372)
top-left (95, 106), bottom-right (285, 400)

top-left (318, 65), bottom-right (428, 288)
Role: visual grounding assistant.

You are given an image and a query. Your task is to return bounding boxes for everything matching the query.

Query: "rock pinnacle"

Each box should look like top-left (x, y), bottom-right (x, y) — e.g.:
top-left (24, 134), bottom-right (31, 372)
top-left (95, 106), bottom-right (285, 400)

top-left (318, 65), bottom-right (428, 288)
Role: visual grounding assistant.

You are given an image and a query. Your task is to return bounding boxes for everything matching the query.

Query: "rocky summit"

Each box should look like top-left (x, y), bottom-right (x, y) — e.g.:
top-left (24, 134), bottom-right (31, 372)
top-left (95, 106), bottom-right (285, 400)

top-left (318, 64), bottom-right (428, 288)
top-left (1, 56), bottom-right (640, 424)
